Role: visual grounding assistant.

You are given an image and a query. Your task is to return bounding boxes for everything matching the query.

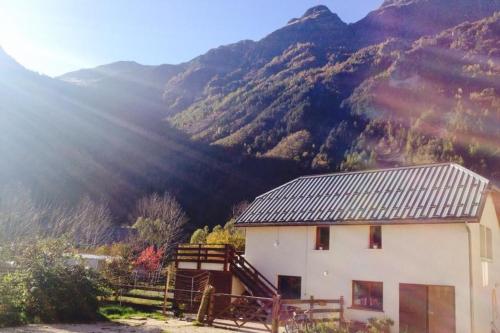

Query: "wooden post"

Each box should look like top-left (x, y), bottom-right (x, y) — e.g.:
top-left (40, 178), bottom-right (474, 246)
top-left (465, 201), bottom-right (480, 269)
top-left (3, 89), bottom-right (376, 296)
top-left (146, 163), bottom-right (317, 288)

top-left (223, 244), bottom-right (228, 271)
top-left (207, 287), bottom-right (216, 325)
top-left (339, 296), bottom-right (345, 327)
top-left (162, 265), bottom-right (172, 315)
top-left (309, 295), bottom-right (314, 321)
top-left (197, 244), bottom-right (202, 270)
top-left (196, 284), bottom-right (214, 324)
top-left (271, 294), bottom-right (281, 333)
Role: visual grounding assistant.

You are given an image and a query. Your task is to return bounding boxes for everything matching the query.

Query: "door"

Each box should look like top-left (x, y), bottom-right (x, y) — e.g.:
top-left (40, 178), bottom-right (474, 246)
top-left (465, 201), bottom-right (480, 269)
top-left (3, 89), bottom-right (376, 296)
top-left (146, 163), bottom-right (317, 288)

top-left (278, 275), bottom-right (301, 299)
top-left (428, 286), bottom-right (455, 333)
top-left (399, 284), bottom-right (455, 333)
top-left (400, 284), bottom-right (428, 333)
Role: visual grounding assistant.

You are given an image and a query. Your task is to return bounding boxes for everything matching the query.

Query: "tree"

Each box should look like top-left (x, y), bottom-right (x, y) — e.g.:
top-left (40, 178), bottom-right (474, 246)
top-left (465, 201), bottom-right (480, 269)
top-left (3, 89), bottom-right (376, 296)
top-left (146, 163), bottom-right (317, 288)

top-left (205, 220), bottom-right (245, 250)
top-left (134, 246), bottom-right (164, 273)
top-left (190, 202), bottom-right (248, 250)
top-left (0, 186), bottom-right (114, 247)
top-left (133, 192), bottom-right (188, 256)
top-left (67, 197), bottom-right (114, 247)
top-left (190, 226), bottom-right (209, 244)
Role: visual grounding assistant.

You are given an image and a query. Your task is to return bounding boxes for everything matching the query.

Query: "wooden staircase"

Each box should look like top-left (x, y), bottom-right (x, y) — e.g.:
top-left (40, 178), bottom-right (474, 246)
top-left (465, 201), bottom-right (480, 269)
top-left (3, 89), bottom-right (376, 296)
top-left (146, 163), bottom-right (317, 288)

top-left (227, 246), bottom-right (278, 298)
top-left (174, 244), bottom-right (278, 298)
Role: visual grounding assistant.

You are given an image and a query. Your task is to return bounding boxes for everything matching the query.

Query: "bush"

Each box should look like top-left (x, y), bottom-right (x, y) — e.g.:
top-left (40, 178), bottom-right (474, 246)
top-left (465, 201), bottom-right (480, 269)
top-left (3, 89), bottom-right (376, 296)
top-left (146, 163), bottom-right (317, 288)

top-left (366, 317), bottom-right (394, 333)
top-left (304, 321), bottom-right (349, 333)
top-left (0, 239), bottom-right (109, 325)
top-left (0, 273), bottom-right (27, 327)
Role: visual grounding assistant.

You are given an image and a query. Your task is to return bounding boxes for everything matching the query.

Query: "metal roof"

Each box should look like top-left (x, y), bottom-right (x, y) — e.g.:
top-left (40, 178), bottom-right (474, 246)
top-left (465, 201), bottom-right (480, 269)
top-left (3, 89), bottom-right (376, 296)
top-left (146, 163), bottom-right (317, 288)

top-left (236, 163), bottom-right (490, 225)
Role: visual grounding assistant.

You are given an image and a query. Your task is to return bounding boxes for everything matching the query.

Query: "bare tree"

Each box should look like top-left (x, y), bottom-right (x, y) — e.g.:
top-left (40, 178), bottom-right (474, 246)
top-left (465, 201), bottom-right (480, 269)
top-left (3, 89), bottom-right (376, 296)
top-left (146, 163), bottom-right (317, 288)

top-left (0, 185), bottom-right (114, 247)
top-left (232, 201), bottom-right (249, 219)
top-left (0, 185), bottom-right (41, 242)
top-left (133, 192), bottom-right (188, 256)
top-left (67, 197), bottom-right (114, 247)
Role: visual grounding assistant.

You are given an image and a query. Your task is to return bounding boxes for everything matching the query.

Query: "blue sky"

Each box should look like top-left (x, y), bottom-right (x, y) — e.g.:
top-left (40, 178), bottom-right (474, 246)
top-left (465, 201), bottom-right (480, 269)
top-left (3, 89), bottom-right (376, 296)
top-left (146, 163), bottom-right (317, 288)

top-left (0, 0), bottom-right (382, 77)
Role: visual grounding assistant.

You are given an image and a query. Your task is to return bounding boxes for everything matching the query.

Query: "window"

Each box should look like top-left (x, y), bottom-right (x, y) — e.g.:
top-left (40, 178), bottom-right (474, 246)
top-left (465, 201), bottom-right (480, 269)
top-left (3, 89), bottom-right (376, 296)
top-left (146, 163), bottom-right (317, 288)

top-left (352, 281), bottom-right (383, 311)
top-left (480, 225), bottom-right (493, 260)
top-left (482, 261), bottom-right (489, 287)
top-left (369, 226), bottom-right (382, 249)
top-left (278, 275), bottom-right (301, 299)
top-left (315, 226), bottom-right (330, 250)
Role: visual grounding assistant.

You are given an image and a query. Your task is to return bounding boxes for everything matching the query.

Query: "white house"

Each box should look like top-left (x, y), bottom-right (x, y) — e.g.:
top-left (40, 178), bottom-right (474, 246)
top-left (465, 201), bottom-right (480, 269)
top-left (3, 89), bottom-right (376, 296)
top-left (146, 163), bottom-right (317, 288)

top-left (236, 163), bottom-right (500, 333)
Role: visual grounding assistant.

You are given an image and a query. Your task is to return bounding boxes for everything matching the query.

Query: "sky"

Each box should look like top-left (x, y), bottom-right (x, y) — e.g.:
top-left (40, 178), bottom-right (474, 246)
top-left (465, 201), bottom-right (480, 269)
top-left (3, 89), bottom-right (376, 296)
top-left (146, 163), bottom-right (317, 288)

top-left (0, 0), bottom-right (383, 77)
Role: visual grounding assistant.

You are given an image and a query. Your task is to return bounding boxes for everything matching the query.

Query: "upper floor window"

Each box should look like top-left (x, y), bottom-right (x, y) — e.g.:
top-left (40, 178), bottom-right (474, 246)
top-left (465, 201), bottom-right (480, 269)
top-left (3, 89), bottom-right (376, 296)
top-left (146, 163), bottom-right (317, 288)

top-left (369, 226), bottom-right (382, 249)
top-left (315, 226), bottom-right (330, 250)
top-left (480, 225), bottom-right (493, 260)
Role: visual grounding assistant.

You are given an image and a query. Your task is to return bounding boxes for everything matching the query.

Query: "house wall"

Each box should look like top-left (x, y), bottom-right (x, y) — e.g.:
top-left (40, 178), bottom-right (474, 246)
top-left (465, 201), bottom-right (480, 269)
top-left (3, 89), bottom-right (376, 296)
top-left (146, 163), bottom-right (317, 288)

top-left (471, 193), bottom-right (500, 333)
top-left (244, 222), bottom-right (472, 332)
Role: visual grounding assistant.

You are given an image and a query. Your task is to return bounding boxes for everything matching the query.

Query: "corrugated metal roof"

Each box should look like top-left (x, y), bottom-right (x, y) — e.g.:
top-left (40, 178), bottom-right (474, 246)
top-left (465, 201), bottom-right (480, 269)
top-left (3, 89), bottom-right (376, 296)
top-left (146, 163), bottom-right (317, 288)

top-left (236, 163), bottom-right (490, 225)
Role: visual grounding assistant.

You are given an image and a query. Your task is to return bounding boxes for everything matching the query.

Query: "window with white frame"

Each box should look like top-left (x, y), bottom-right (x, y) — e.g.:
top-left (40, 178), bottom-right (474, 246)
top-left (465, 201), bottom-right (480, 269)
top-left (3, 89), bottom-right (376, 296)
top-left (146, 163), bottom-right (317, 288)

top-left (482, 261), bottom-right (489, 287)
top-left (480, 225), bottom-right (493, 260)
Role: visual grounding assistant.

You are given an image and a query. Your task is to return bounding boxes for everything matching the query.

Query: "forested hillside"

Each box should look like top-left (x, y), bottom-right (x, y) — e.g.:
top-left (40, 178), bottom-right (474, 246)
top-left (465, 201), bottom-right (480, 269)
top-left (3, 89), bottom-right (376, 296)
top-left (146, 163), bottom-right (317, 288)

top-left (2, 0), bottom-right (499, 229)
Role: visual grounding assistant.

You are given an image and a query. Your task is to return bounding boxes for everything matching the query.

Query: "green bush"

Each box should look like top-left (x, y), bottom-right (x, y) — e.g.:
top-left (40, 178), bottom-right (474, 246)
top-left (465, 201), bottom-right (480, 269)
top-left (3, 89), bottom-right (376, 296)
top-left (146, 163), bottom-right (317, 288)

top-left (0, 239), bottom-right (109, 326)
top-left (0, 273), bottom-right (27, 327)
top-left (366, 317), bottom-right (394, 333)
top-left (304, 321), bottom-right (349, 333)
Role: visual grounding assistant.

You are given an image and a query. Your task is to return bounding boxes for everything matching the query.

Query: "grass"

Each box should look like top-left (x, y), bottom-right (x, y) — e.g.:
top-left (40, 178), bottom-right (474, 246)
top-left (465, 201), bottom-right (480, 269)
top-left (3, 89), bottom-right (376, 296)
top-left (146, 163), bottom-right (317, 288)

top-left (99, 305), bottom-right (168, 321)
top-left (114, 295), bottom-right (164, 306)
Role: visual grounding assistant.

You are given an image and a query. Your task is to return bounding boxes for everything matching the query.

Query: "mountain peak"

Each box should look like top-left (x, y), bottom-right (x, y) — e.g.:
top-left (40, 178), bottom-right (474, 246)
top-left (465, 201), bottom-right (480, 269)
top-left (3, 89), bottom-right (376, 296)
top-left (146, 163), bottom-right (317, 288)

top-left (302, 5), bottom-right (333, 18)
top-left (288, 5), bottom-right (344, 25)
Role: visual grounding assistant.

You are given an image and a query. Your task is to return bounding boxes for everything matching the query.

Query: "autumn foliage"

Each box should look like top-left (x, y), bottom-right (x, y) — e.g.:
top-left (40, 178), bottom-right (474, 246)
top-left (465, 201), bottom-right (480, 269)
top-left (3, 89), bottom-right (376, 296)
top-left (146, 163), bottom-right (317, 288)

top-left (134, 246), bottom-right (164, 272)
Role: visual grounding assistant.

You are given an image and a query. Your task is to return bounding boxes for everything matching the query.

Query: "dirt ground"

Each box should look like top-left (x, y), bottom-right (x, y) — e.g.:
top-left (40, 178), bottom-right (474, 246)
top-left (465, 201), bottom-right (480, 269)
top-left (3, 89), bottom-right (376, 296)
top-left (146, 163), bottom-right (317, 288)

top-left (0, 318), bottom-right (238, 333)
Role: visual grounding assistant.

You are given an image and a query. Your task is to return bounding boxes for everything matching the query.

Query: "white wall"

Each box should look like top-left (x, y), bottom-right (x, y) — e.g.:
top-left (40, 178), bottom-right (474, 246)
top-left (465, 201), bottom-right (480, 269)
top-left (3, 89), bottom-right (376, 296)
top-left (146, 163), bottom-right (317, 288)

top-left (471, 194), bottom-right (500, 333)
top-left (244, 222), bottom-right (472, 332)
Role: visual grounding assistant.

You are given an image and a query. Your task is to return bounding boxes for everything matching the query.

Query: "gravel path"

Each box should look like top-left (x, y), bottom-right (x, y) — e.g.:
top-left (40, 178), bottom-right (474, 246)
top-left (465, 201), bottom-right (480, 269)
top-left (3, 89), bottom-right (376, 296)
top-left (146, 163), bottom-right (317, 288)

top-left (0, 318), bottom-right (237, 333)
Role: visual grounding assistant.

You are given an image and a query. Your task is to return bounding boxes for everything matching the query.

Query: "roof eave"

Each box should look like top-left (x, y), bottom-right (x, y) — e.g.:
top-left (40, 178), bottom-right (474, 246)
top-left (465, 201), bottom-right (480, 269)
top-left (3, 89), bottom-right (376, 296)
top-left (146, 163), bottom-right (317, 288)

top-left (236, 216), bottom-right (480, 227)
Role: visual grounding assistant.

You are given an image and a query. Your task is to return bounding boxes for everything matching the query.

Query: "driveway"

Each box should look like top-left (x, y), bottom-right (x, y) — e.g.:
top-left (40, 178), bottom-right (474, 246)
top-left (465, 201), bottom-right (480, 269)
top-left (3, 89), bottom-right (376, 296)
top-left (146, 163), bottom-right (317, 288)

top-left (0, 318), bottom-right (235, 333)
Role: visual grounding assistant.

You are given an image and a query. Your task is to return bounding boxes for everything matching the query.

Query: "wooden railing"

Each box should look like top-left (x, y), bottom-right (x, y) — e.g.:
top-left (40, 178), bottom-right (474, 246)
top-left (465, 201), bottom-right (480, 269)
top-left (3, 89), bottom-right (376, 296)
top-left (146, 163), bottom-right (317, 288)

top-left (174, 244), bottom-right (278, 298)
top-left (281, 296), bottom-right (345, 323)
top-left (204, 291), bottom-right (345, 333)
top-left (174, 244), bottom-right (231, 270)
top-left (227, 246), bottom-right (278, 297)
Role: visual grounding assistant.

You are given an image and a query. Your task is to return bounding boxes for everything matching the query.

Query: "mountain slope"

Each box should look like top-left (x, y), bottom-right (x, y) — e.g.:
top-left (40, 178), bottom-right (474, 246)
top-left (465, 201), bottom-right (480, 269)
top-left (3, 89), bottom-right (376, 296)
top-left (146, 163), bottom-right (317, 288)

top-left (4, 0), bottom-right (499, 230)
top-left (345, 13), bottom-right (500, 175)
top-left (0, 48), bottom-right (302, 227)
top-left (353, 0), bottom-right (500, 46)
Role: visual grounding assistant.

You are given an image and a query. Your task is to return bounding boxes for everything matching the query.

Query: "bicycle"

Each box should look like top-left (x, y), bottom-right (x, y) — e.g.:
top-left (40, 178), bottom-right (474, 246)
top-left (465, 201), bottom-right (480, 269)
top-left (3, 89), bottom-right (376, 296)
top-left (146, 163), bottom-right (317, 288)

top-left (284, 309), bottom-right (314, 333)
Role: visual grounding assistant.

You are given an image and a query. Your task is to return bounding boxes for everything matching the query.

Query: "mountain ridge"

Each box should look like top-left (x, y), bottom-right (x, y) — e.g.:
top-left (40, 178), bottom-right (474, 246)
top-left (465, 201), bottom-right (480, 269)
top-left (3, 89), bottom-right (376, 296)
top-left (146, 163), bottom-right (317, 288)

top-left (2, 1), bottom-right (499, 228)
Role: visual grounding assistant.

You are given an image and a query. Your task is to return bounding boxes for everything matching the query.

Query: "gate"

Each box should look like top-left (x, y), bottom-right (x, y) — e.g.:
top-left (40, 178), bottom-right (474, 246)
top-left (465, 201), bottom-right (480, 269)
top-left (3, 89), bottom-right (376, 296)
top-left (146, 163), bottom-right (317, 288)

top-left (208, 294), bottom-right (277, 332)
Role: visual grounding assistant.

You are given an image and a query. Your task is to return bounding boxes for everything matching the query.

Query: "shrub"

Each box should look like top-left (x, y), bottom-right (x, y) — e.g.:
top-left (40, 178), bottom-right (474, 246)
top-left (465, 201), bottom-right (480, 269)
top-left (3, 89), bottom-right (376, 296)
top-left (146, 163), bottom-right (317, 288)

top-left (366, 317), bottom-right (394, 333)
top-left (304, 321), bottom-right (349, 333)
top-left (0, 239), bottom-right (109, 325)
top-left (0, 273), bottom-right (27, 327)
top-left (134, 246), bottom-right (164, 273)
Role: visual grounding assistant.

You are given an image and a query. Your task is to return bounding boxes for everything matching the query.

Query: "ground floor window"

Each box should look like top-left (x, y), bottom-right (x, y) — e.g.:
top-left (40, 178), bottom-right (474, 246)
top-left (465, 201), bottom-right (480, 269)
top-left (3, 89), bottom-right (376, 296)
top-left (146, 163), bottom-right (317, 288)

top-left (278, 275), bottom-right (301, 299)
top-left (352, 280), bottom-right (383, 311)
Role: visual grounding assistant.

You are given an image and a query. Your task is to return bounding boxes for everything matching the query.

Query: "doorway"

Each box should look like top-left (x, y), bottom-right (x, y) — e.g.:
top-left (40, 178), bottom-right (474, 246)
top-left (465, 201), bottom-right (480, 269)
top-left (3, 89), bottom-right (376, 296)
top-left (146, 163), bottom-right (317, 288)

top-left (278, 275), bottom-right (301, 299)
top-left (399, 283), bottom-right (455, 333)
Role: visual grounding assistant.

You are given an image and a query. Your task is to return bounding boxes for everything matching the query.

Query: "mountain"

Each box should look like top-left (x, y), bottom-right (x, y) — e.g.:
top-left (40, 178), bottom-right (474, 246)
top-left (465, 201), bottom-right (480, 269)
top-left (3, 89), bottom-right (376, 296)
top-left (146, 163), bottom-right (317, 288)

top-left (0, 48), bottom-right (301, 228)
top-left (353, 0), bottom-right (500, 45)
top-left (163, 1), bottom-right (499, 178)
top-left (2, 0), bottom-right (499, 230)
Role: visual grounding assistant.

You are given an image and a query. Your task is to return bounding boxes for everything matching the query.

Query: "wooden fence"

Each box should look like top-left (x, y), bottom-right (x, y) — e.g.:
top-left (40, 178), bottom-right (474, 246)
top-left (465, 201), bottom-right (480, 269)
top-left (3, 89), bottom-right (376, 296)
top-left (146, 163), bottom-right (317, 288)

top-left (106, 265), bottom-right (344, 333)
top-left (281, 296), bottom-right (345, 324)
top-left (109, 283), bottom-right (166, 310)
top-left (204, 292), bottom-right (344, 333)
